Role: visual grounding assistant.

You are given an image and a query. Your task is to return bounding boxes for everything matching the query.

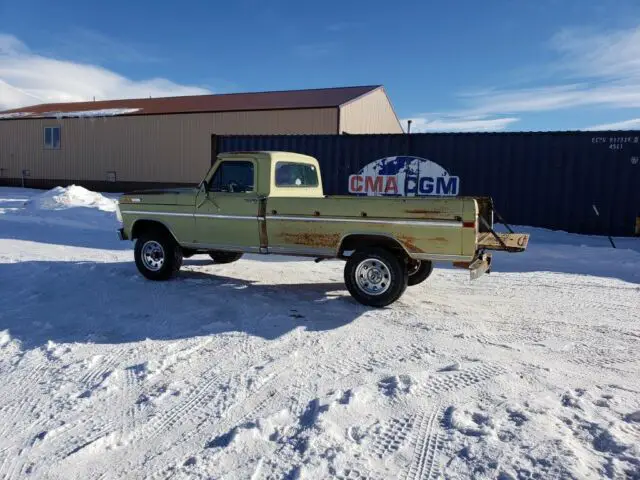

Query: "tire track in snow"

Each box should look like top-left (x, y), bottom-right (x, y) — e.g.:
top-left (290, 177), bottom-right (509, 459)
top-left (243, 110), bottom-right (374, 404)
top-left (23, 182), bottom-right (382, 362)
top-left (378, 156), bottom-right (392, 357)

top-left (147, 368), bottom-right (291, 480)
top-left (371, 414), bottom-right (415, 458)
top-left (136, 371), bottom-right (225, 442)
top-left (78, 348), bottom-right (129, 393)
top-left (0, 359), bottom-right (56, 476)
top-left (403, 405), bottom-right (442, 480)
top-left (316, 343), bottom-right (437, 387)
top-left (411, 363), bottom-right (507, 400)
top-left (119, 364), bottom-right (146, 436)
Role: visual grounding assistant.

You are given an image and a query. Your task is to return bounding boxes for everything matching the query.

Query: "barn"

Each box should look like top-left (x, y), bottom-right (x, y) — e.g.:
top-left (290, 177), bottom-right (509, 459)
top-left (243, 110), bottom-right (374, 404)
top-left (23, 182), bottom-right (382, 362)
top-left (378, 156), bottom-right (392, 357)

top-left (0, 85), bottom-right (402, 190)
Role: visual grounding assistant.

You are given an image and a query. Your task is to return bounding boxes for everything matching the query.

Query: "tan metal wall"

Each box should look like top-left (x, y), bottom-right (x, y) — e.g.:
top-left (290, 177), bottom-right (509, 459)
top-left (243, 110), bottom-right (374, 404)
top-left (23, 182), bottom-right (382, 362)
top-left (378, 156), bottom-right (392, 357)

top-left (339, 88), bottom-right (403, 134)
top-left (0, 108), bottom-right (338, 184)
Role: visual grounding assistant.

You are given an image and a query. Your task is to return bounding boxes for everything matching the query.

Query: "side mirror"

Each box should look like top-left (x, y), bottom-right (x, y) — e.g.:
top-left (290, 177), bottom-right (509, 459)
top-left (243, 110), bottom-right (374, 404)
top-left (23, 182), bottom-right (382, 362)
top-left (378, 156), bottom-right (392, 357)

top-left (198, 180), bottom-right (207, 193)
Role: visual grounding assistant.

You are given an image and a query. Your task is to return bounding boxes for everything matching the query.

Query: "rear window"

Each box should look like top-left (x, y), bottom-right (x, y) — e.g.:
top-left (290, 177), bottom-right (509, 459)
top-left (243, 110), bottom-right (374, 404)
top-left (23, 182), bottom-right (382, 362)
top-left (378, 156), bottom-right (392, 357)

top-left (275, 162), bottom-right (319, 187)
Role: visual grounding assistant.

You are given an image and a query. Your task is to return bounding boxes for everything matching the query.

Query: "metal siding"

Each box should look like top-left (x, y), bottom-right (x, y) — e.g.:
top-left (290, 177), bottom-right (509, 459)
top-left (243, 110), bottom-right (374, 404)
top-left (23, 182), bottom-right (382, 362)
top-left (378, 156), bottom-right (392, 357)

top-left (339, 89), bottom-right (403, 134)
top-left (217, 131), bottom-right (640, 236)
top-left (0, 108), bottom-right (337, 185)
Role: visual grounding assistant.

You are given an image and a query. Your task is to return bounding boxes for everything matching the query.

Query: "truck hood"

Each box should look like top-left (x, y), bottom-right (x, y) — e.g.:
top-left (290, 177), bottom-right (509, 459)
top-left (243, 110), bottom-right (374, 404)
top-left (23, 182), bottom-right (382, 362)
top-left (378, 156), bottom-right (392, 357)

top-left (119, 187), bottom-right (197, 206)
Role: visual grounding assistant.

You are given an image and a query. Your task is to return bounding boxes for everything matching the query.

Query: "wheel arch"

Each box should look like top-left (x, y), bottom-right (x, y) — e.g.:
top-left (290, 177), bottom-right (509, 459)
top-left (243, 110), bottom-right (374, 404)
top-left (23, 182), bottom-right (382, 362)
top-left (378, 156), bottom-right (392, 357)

top-left (338, 233), bottom-right (410, 259)
top-left (131, 219), bottom-right (180, 244)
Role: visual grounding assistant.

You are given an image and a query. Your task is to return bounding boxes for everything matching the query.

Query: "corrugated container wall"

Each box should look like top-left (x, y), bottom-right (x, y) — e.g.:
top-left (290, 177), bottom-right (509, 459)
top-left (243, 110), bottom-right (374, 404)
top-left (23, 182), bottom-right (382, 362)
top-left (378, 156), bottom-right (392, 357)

top-left (217, 132), bottom-right (640, 236)
top-left (0, 108), bottom-right (337, 186)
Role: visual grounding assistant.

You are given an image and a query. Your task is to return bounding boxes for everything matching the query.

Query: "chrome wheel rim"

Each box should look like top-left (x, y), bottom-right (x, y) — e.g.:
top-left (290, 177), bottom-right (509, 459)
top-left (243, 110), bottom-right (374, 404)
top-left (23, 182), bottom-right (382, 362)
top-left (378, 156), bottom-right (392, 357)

top-left (355, 258), bottom-right (391, 296)
top-left (141, 240), bottom-right (165, 271)
top-left (408, 260), bottom-right (421, 276)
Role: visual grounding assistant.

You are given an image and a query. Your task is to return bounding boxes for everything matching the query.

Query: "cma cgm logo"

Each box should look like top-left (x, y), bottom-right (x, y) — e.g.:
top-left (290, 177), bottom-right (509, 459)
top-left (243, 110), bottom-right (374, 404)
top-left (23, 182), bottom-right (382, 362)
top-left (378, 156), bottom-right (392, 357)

top-left (348, 156), bottom-right (460, 196)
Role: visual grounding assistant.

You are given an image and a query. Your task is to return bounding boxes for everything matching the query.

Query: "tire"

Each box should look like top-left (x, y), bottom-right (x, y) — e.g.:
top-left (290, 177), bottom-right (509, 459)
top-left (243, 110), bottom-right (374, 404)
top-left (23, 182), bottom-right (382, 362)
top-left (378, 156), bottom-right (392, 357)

top-left (407, 260), bottom-right (434, 286)
top-left (134, 230), bottom-right (183, 281)
top-left (344, 247), bottom-right (408, 308)
top-left (209, 251), bottom-right (243, 264)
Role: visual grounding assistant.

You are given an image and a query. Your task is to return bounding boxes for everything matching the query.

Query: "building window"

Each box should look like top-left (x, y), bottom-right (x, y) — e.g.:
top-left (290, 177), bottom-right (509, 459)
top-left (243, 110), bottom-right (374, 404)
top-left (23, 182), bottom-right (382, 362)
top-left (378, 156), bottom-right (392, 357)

top-left (209, 161), bottom-right (255, 193)
top-left (275, 162), bottom-right (319, 187)
top-left (44, 126), bottom-right (61, 149)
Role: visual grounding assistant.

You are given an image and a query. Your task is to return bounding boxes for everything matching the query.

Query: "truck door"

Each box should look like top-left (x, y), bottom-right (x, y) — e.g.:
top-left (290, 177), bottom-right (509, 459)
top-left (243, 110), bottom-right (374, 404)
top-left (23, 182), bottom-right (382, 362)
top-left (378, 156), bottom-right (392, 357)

top-left (194, 158), bottom-right (262, 251)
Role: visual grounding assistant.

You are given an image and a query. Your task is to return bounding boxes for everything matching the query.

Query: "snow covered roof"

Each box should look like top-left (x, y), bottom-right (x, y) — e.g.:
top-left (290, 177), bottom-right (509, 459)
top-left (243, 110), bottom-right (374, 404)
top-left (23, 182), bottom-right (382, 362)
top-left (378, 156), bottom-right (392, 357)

top-left (0, 85), bottom-right (382, 120)
top-left (0, 108), bottom-right (140, 120)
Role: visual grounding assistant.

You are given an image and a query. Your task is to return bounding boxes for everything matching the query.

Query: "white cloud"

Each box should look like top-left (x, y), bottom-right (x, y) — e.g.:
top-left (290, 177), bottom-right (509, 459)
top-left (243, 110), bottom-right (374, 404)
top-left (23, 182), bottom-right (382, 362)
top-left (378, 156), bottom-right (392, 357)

top-left (403, 116), bottom-right (519, 133)
top-left (583, 118), bottom-right (640, 131)
top-left (407, 25), bottom-right (640, 130)
top-left (0, 34), bottom-right (210, 111)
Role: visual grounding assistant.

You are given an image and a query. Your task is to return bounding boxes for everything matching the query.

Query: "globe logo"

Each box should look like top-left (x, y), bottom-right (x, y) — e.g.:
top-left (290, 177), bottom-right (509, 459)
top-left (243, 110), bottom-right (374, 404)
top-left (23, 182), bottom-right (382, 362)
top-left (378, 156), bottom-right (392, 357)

top-left (348, 156), bottom-right (460, 197)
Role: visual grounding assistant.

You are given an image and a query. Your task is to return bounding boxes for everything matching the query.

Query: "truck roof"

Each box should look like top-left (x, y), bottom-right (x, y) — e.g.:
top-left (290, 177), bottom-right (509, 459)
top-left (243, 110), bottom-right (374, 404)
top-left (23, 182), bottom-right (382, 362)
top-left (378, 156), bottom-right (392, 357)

top-left (217, 151), bottom-right (318, 163)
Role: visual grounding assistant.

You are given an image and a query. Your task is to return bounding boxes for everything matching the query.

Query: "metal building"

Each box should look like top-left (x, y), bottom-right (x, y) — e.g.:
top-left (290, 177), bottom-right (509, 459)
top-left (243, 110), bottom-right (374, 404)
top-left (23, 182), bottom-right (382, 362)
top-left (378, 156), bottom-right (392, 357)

top-left (0, 85), bottom-right (402, 190)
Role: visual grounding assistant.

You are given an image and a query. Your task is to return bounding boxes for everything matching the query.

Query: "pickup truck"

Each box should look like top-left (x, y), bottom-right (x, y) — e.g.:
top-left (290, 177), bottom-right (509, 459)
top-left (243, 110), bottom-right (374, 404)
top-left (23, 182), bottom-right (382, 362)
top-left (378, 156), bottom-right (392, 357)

top-left (116, 151), bottom-right (529, 307)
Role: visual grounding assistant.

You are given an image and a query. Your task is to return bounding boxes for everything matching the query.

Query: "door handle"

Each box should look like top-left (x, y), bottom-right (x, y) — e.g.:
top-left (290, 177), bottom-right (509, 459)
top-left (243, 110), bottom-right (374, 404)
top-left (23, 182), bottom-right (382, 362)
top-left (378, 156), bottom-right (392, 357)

top-left (245, 198), bottom-right (259, 204)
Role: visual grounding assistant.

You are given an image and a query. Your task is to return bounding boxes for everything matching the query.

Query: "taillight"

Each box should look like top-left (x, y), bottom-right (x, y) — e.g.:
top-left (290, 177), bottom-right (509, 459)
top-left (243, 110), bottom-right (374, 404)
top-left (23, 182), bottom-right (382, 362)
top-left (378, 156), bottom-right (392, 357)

top-left (463, 220), bottom-right (476, 229)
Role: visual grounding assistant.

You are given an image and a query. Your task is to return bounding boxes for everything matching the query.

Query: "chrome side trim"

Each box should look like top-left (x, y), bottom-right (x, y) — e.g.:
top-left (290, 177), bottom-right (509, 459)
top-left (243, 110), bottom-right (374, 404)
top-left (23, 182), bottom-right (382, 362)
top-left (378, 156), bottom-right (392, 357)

top-left (122, 210), bottom-right (262, 221)
top-left (121, 210), bottom-right (193, 217)
top-left (411, 253), bottom-right (474, 262)
top-left (194, 214), bottom-right (259, 221)
top-left (121, 210), bottom-right (460, 228)
top-left (266, 215), bottom-right (461, 228)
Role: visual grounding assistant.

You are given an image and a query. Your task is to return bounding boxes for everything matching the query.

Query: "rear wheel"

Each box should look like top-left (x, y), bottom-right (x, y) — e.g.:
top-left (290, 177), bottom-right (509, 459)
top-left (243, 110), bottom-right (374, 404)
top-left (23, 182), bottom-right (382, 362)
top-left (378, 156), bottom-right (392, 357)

top-left (134, 231), bottom-right (182, 280)
top-left (209, 251), bottom-right (243, 264)
top-left (344, 247), bottom-right (408, 307)
top-left (407, 259), bottom-right (434, 286)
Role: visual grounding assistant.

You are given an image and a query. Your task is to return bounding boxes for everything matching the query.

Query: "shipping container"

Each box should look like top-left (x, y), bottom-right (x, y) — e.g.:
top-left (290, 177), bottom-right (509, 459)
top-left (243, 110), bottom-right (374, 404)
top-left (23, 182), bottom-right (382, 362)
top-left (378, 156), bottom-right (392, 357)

top-left (215, 131), bottom-right (640, 236)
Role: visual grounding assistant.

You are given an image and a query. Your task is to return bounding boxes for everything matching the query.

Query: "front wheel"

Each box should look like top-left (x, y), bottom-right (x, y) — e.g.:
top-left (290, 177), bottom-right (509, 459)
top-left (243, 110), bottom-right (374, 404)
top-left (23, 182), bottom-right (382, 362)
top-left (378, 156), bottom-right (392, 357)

top-left (134, 231), bottom-right (183, 281)
top-left (407, 260), bottom-right (434, 286)
top-left (344, 247), bottom-right (408, 308)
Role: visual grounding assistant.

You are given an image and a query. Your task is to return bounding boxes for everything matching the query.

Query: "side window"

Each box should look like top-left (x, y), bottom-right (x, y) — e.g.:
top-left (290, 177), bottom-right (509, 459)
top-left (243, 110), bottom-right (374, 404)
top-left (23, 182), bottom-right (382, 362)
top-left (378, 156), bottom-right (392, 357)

top-left (208, 161), bottom-right (254, 193)
top-left (44, 126), bottom-right (61, 149)
top-left (275, 162), bottom-right (319, 187)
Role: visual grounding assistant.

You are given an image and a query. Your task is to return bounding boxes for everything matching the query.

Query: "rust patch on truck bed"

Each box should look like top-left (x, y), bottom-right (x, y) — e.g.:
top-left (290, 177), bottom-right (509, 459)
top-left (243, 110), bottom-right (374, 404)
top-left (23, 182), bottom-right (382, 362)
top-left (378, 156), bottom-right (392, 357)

top-left (397, 235), bottom-right (424, 253)
top-left (427, 236), bottom-right (449, 245)
top-left (280, 232), bottom-right (341, 248)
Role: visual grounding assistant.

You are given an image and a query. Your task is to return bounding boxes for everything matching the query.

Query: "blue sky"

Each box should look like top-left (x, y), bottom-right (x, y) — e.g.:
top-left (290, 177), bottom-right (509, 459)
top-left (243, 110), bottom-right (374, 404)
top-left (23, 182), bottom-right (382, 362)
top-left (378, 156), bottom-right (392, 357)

top-left (1, 0), bottom-right (640, 131)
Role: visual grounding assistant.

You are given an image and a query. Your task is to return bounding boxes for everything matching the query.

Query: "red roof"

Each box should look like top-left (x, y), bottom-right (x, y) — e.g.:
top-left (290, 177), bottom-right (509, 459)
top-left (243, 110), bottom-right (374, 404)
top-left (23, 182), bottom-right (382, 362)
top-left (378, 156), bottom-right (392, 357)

top-left (0, 85), bottom-right (381, 119)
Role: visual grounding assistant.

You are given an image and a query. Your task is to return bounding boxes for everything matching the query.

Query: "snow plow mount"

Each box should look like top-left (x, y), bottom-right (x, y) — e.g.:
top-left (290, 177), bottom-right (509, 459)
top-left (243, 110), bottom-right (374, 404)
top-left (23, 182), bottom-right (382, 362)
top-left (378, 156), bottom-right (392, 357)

top-left (454, 253), bottom-right (492, 280)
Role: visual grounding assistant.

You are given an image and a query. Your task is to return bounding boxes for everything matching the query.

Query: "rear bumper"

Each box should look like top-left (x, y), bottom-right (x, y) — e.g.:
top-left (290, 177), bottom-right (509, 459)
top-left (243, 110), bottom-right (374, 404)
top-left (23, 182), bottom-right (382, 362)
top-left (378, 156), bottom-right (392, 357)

top-left (453, 253), bottom-right (492, 280)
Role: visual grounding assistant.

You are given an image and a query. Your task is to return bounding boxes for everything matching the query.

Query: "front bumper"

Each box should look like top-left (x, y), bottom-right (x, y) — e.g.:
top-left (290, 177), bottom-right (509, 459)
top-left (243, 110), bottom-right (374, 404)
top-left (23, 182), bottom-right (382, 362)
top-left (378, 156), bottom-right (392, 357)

top-left (117, 228), bottom-right (127, 241)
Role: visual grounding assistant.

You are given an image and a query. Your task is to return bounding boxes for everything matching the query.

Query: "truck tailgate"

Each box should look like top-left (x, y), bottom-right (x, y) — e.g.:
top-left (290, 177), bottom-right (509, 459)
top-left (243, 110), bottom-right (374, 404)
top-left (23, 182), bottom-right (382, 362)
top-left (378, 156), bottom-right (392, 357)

top-left (477, 232), bottom-right (529, 252)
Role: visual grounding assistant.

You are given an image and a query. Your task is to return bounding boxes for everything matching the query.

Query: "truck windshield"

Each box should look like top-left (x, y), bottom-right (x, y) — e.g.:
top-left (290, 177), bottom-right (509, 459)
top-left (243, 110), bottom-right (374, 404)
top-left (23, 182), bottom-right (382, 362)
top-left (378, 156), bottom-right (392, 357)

top-left (209, 161), bottom-right (254, 193)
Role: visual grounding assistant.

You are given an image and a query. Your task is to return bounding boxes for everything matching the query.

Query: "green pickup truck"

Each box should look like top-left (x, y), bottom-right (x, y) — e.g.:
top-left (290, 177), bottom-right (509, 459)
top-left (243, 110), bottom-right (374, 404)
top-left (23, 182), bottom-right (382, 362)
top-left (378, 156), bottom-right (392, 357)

top-left (116, 151), bottom-right (529, 307)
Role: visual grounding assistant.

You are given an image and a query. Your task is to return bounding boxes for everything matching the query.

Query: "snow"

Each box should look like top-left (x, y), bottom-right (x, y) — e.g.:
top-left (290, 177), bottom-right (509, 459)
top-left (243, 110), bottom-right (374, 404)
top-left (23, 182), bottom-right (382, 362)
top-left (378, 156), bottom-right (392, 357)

top-left (26, 185), bottom-right (117, 212)
top-left (46, 108), bottom-right (141, 119)
top-left (0, 108), bottom-right (141, 119)
top-left (0, 186), bottom-right (638, 479)
top-left (0, 112), bottom-right (33, 119)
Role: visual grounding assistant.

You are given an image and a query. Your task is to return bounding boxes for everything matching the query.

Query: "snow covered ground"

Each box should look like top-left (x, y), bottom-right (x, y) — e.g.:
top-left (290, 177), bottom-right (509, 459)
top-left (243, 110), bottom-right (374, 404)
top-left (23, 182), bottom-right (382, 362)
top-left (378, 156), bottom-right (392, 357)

top-left (0, 186), bottom-right (638, 480)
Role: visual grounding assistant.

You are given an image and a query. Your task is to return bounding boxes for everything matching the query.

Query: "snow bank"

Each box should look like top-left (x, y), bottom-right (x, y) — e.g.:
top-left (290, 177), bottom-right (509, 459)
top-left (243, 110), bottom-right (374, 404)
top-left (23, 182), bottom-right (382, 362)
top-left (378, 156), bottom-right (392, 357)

top-left (25, 185), bottom-right (116, 213)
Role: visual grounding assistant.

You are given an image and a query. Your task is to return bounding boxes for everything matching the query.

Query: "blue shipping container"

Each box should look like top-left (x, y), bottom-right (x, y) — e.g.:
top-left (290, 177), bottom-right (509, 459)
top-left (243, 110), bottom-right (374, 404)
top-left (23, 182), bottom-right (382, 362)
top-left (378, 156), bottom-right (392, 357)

top-left (215, 132), bottom-right (640, 236)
